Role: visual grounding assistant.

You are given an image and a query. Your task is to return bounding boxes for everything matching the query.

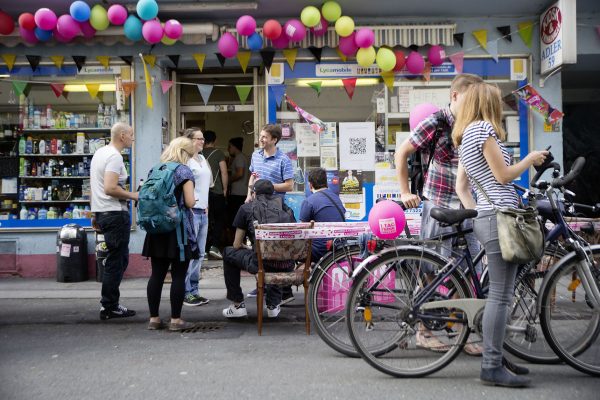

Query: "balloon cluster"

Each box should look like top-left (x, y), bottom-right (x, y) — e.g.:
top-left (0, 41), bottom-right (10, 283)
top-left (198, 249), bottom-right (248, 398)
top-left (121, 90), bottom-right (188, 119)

top-left (11, 0), bottom-right (183, 45)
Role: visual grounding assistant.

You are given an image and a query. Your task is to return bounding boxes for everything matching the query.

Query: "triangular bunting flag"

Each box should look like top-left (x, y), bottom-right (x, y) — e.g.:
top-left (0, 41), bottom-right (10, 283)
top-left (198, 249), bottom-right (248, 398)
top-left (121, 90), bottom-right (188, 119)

top-left (72, 56), bottom-right (86, 72)
top-left (423, 62), bottom-right (432, 82)
top-left (449, 52), bottom-right (465, 73)
top-left (119, 56), bottom-right (133, 66)
top-left (26, 55), bottom-right (41, 72)
top-left (487, 40), bottom-right (499, 62)
top-left (282, 48), bottom-right (298, 70)
top-left (140, 55), bottom-right (153, 109)
top-left (62, 91), bottom-right (70, 100)
top-left (121, 82), bottom-right (137, 98)
top-left (192, 53), bottom-right (205, 72)
top-left (342, 78), bottom-right (357, 100)
top-left (307, 81), bottom-right (322, 96)
top-left (197, 84), bottom-right (213, 105)
top-left (381, 71), bottom-right (395, 91)
top-left (269, 84), bottom-right (286, 108)
top-left (517, 21), bottom-right (534, 48)
top-left (168, 55), bottom-right (180, 68)
top-left (96, 56), bottom-right (110, 69)
top-left (453, 33), bottom-right (464, 47)
top-left (12, 81), bottom-right (28, 97)
top-left (308, 46), bottom-right (323, 63)
top-left (1, 54), bottom-right (17, 71)
top-left (497, 26), bottom-right (512, 42)
top-left (142, 55), bottom-right (156, 68)
top-left (237, 51), bottom-right (251, 73)
top-left (49, 56), bottom-right (64, 69)
top-left (85, 84), bottom-right (100, 99)
top-left (472, 30), bottom-right (488, 50)
top-left (235, 85), bottom-right (252, 105)
top-left (335, 47), bottom-right (348, 61)
top-left (216, 53), bottom-right (226, 68)
top-left (50, 83), bottom-right (65, 98)
top-left (160, 80), bottom-right (173, 94)
top-left (260, 50), bottom-right (275, 72)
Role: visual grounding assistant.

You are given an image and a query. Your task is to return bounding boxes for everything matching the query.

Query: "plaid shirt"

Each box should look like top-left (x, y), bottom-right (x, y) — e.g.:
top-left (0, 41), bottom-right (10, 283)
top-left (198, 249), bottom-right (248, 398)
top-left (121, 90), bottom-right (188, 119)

top-left (408, 107), bottom-right (461, 209)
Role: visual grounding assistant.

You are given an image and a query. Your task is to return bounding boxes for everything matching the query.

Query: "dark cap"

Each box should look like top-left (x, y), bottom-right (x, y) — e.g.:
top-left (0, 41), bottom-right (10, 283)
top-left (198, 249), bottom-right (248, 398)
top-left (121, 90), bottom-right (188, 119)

top-left (253, 179), bottom-right (274, 195)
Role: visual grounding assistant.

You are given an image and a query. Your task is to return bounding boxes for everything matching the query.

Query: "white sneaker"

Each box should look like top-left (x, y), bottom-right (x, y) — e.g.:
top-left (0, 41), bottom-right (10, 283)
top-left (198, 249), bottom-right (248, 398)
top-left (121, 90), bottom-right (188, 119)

top-left (223, 302), bottom-right (248, 318)
top-left (209, 246), bottom-right (223, 260)
top-left (267, 305), bottom-right (281, 318)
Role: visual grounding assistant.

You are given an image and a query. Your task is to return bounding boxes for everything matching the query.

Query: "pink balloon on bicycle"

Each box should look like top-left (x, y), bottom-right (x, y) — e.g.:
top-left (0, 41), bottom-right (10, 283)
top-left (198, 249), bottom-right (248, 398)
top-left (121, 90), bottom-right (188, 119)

top-left (368, 200), bottom-right (406, 240)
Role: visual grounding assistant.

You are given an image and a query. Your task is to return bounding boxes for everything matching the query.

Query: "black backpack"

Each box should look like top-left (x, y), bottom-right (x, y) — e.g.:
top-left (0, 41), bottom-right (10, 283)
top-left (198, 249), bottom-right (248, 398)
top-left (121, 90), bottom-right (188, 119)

top-left (409, 110), bottom-right (451, 197)
top-left (249, 194), bottom-right (296, 238)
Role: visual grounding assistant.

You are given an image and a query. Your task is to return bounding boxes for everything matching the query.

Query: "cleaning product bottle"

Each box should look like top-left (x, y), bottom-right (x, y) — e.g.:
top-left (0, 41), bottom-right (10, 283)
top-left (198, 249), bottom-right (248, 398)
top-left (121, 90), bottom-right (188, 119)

top-left (18, 136), bottom-right (26, 154)
top-left (25, 136), bottom-right (33, 154)
top-left (19, 205), bottom-right (28, 220)
top-left (38, 207), bottom-right (48, 220)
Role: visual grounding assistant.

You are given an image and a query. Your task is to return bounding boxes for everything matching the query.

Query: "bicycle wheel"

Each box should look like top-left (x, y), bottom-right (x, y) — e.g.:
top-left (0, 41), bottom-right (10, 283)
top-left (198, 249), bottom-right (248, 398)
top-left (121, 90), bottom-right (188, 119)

top-left (540, 245), bottom-right (600, 376)
top-left (346, 248), bottom-right (475, 378)
top-left (503, 245), bottom-right (567, 364)
top-left (308, 244), bottom-right (362, 357)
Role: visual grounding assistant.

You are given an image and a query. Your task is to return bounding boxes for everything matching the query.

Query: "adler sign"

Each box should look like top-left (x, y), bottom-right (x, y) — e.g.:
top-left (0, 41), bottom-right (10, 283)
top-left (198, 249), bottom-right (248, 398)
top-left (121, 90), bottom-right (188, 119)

top-left (540, 0), bottom-right (577, 74)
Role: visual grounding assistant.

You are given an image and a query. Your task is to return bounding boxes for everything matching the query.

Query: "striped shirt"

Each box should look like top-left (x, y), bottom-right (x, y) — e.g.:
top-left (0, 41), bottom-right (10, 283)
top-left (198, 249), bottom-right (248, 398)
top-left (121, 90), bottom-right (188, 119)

top-left (249, 148), bottom-right (294, 196)
top-left (459, 121), bottom-right (518, 211)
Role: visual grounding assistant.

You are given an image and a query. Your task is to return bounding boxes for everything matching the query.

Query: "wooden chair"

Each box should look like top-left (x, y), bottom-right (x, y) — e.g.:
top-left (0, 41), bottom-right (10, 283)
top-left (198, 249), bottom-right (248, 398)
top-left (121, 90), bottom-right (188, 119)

top-left (254, 221), bottom-right (314, 335)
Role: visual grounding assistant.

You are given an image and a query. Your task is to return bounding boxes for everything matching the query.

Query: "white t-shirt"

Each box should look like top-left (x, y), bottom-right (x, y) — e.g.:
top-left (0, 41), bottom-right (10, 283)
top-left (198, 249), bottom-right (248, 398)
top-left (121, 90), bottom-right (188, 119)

top-left (90, 145), bottom-right (128, 212)
top-left (187, 156), bottom-right (211, 209)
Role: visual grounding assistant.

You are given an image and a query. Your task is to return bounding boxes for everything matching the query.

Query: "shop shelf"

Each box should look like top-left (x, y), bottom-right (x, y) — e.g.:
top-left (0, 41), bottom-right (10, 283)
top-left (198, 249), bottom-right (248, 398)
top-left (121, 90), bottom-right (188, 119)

top-left (21, 128), bottom-right (110, 133)
top-left (20, 200), bottom-right (90, 204)
top-left (20, 154), bottom-right (95, 157)
top-left (0, 218), bottom-right (91, 229)
top-left (19, 176), bottom-right (90, 179)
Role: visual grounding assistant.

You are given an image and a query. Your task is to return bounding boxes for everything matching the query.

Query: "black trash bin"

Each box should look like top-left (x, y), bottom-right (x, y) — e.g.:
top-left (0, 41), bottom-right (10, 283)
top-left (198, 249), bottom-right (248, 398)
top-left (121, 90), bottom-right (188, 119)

top-left (95, 231), bottom-right (108, 283)
top-left (56, 224), bottom-right (88, 282)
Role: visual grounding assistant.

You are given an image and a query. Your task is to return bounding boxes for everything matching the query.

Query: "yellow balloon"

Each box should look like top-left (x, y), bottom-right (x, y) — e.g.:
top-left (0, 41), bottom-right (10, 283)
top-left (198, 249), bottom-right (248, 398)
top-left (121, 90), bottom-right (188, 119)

top-left (90, 5), bottom-right (109, 31)
top-left (376, 48), bottom-right (396, 72)
top-left (161, 36), bottom-right (177, 45)
top-left (301, 6), bottom-right (321, 28)
top-left (322, 1), bottom-right (342, 23)
top-left (335, 16), bottom-right (354, 38)
top-left (356, 46), bottom-right (376, 67)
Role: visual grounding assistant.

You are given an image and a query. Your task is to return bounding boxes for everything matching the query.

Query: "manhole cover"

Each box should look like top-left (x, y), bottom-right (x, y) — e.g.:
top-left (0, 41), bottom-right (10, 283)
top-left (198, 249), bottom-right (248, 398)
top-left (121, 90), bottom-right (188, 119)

top-left (182, 322), bottom-right (226, 333)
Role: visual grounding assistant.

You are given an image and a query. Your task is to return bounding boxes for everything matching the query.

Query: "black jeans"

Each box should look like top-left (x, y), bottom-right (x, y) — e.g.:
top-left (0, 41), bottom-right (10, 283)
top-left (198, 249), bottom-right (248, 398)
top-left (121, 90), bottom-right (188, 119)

top-left (223, 247), bottom-right (293, 307)
top-left (147, 257), bottom-right (189, 319)
top-left (206, 192), bottom-right (226, 252)
top-left (96, 211), bottom-right (131, 309)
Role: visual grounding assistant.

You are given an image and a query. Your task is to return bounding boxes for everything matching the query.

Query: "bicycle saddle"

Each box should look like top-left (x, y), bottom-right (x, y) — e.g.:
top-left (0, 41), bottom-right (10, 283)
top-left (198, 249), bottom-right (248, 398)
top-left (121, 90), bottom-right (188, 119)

top-left (430, 208), bottom-right (478, 225)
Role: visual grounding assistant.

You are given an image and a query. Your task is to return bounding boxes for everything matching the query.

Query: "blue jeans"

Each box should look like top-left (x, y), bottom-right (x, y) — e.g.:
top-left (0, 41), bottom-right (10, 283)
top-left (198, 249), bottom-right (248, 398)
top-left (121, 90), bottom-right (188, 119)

top-left (185, 209), bottom-right (208, 296)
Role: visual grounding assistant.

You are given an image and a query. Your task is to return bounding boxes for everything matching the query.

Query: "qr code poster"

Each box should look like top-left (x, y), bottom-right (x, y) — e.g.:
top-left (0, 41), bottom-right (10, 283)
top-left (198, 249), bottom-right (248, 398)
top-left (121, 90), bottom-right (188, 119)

top-left (339, 122), bottom-right (375, 171)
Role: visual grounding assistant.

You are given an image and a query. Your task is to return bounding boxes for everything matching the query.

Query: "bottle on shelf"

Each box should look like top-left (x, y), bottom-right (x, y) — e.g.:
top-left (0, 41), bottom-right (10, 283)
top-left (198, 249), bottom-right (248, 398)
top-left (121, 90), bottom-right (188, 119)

top-left (39, 139), bottom-right (46, 155)
top-left (50, 138), bottom-right (57, 154)
top-left (33, 109), bottom-right (41, 129)
top-left (18, 136), bottom-right (26, 154)
top-left (38, 207), bottom-right (48, 220)
top-left (25, 136), bottom-right (32, 154)
top-left (46, 105), bottom-right (53, 128)
top-left (97, 103), bottom-right (104, 128)
top-left (19, 205), bottom-right (28, 220)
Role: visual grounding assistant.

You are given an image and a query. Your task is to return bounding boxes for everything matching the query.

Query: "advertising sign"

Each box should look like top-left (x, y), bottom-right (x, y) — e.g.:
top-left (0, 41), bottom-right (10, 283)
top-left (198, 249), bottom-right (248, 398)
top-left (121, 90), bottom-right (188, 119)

top-left (540, 0), bottom-right (577, 74)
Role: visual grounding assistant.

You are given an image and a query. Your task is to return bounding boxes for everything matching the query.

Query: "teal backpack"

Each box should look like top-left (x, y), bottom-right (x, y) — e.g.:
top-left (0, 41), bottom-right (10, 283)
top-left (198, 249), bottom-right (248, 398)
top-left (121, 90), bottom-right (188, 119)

top-left (138, 162), bottom-right (187, 261)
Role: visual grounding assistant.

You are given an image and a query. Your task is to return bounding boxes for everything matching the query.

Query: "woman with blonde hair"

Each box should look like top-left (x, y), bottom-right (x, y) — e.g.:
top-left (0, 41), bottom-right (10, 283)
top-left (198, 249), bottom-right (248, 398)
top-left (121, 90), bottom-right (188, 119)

top-left (142, 136), bottom-right (198, 331)
top-left (454, 82), bottom-right (548, 387)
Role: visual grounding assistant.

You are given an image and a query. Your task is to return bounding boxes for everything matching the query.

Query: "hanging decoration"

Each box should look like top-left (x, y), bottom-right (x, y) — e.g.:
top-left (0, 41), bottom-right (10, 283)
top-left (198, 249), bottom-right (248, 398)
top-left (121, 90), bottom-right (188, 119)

top-left (263, 19), bottom-right (282, 40)
top-left (497, 26), bottom-right (512, 42)
top-left (342, 78), bottom-right (357, 100)
top-left (49, 55), bottom-right (64, 69)
top-left (1, 54), bottom-right (17, 71)
top-left (85, 83), bottom-right (100, 99)
top-left (284, 19), bottom-right (306, 42)
top-left (285, 95), bottom-right (327, 133)
top-left (472, 29), bottom-right (488, 50)
top-left (119, 56), bottom-right (133, 66)
top-left (448, 52), bottom-right (465, 73)
top-left (339, 32), bottom-right (358, 57)
top-left (192, 53), bottom-right (206, 72)
top-left (300, 6), bottom-right (321, 28)
top-left (26, 55), bottom-right (41, 72)
top-left (393, 50), bottom-right (406, 71)
top-left (453, 33), bottom-right (464, 47)
top-left (237, 51), bottom-right (252, 73)
top-left (142, 54), bottom-right (156, 68)
top-left (335, 47), bottom-right (348, 61)
top-left (236, 15), bottom-right (257, 36)
top-left (427, 45), bottom-right (445, 66)
top-left (121, 81), bottom-right (137, 98)
top-left (90, 5), bottom-right (109, 31)
top-left (167, 55), bottom-right (180, 68)
top-left (0, 10), bottom-right (16, 35)
top-left (140, 53), bottom-right (153, 109)
top-left (513, 84), bottom-right (564, 124)
top-left (96, 56), bottom-right (110, 69)
top-left (487, 40), bottom-right (499, 62)
top-left (422, 62), bottom-right (432, 82)
top-left (259, 49), bottom-right (275, 71)
top-left (50, 83), bottom-right (65, 98)
top-left (269, 84), bottom-right (286, 107)
top-left (72, 56), bottom-right (86, 72)
top-left (215, 53), bottom-right (226, 67)
top-left (12, 81), bottom-right (29, 97)
top-left (218, 32), bottom-right (239, 58)
top-left (160, 80), bottom-right (173, 94)
top-left (235, 85), bottom-right (252, 105)
top-left (307, 81), bottom-right (323, 96)
top-left (335, 16), bottom-right (354, 37)
top-left (321, 1), bottom-right (342, 23)
top-left (381, 71), bottom-right (395, 91)
top-left (197, 84), bottom-right (213, 105)
top-left (376, 47), bottom-right (396, 72)
top-left (282, 48), bottom-right (298, 70)
top-left (356, 46), bottom-right (376, 67)
top-left (308, 46), bottom-right (323, 63)
top-left (517, 21), bottom-right (535, 47)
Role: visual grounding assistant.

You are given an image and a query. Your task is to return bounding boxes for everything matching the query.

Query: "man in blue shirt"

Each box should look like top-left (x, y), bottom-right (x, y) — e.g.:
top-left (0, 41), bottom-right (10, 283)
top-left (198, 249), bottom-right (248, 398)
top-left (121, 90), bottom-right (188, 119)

top-left (300, 168), bottom-right (346, 261)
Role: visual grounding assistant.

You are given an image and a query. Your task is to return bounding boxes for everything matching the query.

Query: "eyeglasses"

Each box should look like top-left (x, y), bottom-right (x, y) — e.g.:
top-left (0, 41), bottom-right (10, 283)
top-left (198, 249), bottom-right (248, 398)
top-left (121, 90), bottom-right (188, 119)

top-left (193, 137), bottom-right (205, 141)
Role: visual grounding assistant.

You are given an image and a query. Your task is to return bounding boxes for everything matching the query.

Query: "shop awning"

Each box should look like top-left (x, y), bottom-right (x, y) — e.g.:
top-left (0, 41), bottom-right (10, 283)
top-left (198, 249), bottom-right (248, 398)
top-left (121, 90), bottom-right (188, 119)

top-left (227, 24), bottom-right (456, 48)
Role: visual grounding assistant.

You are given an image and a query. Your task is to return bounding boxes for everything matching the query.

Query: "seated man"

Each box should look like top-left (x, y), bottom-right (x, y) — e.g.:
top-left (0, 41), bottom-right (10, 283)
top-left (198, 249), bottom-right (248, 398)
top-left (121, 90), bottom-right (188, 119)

top-left (222, 179), bottom-right (295, 319)
top-left (300, 168), bottom-right (346, 261)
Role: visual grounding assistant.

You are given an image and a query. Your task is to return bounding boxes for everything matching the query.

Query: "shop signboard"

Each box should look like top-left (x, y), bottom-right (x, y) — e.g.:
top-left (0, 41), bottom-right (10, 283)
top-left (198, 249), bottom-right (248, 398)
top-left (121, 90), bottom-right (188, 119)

top-left (540, 0), bottom-right (577, 75)
top-left (315, 62), bottom-right (456, 78)
top-left (78, 66), bottom-right (121, 75)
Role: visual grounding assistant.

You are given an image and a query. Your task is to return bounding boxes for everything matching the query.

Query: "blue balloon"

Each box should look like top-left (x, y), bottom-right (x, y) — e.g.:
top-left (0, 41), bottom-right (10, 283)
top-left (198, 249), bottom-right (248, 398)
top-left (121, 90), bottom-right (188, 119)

top-left (34, 27), bottom-right (53, 42)
top-left (124, 15), bottom-right (143, 41)
top-left (137, 0), bottom-right (159, 21)
top-left (70, 1), bottom-right (91, 23)
top-left (247, 32), bottom-right (263, 51)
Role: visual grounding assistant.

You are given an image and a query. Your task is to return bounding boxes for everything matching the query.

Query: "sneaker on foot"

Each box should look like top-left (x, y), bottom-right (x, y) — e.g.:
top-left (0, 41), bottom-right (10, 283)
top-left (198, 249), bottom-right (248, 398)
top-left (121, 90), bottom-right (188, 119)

top-left (223, 302), bottom-right (248, 318)
top-left (184, 294), bottom-right (210, 306)
top-left (267, 304), bottom-right (281, 318)
top-left (209, 246), bottom-right (223, 260)
top-left (100, 304), bottom-right (136, 320)
top-left (246, 288), bottom-right (258, 298)
top-left (279, 293), bottom-right (294, 306)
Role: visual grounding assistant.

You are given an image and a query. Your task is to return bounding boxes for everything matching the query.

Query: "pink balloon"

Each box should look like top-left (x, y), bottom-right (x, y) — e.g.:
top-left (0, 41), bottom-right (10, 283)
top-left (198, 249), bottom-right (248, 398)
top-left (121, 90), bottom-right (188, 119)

top-left (310, 17), bottom-right (328, 37)
top-left (338, 32), bottom-right (358, 56)
top-left (406, 51), bottom-right (425, 74)
top-left (53, 27), bottom-right (73, 43)
top-left (142, 20), bottom-right (163, 44)
top-left (428, 45), bottom-right (445, 66)
top-left (19, 26), bottom-right (39, 44)
top-left (368, 200), bottom-right (406, 240)
top-left (354, 28), bottom-right (374, 48)
top-left (218, 32), bottom-right (239, 58)
top-left (163, 19), bottom-right (182, 40)
top-left (284, 19), bottom-right (306, 42)
top-left (271, 33), bottom-right (289, 49)
top-left (236, 15), bottom-right (256, 36)
top-left (107, 4), bottom-right (128, 26)
top-left (78, 21), bottom-right (96, 38)
top-left (34, 8), bottom-right (58, 31)
top-left (409, 103), bottom-right (440, 131)
top-left (56, 15), bottom-right (80, 39)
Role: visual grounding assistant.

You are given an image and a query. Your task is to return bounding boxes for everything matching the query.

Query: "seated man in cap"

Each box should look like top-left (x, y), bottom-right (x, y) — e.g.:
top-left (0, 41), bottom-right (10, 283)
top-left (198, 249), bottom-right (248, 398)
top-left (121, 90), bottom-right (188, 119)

top-left (222, 179), bottom-right (295, 319)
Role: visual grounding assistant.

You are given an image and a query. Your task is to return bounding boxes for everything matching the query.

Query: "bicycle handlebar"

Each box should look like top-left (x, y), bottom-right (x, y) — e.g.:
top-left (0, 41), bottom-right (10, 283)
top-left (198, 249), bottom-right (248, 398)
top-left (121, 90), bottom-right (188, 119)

top-left (531, 161), bottom-right (561, 188)
top-left (552, 157), bottom-right (586, 188)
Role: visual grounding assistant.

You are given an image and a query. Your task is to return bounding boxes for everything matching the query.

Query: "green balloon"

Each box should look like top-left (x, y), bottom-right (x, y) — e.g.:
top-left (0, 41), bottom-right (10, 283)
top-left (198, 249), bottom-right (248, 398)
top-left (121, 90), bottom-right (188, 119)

top-left (322, 1), bottom-right (342, 23)
top-left (335, 16), bottom-right (354, 38)
top-left (357, 46), bottom-right (376, 67)
top-left (301, 6), bottom-right (321, 28)
top-left (90, 5), bottom-right (109, 31)
top-left (161, 36), bottom-right (177, 45)
top-left (376, 48), bottom-right (396, 72)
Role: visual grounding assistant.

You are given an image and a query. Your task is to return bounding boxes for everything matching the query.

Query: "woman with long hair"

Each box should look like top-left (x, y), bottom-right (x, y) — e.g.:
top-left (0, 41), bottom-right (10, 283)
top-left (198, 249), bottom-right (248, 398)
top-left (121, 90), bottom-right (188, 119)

top-left (453, 82), bottom-right (548, 387)
top-left (143, 136), bottom-right (198, 331)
